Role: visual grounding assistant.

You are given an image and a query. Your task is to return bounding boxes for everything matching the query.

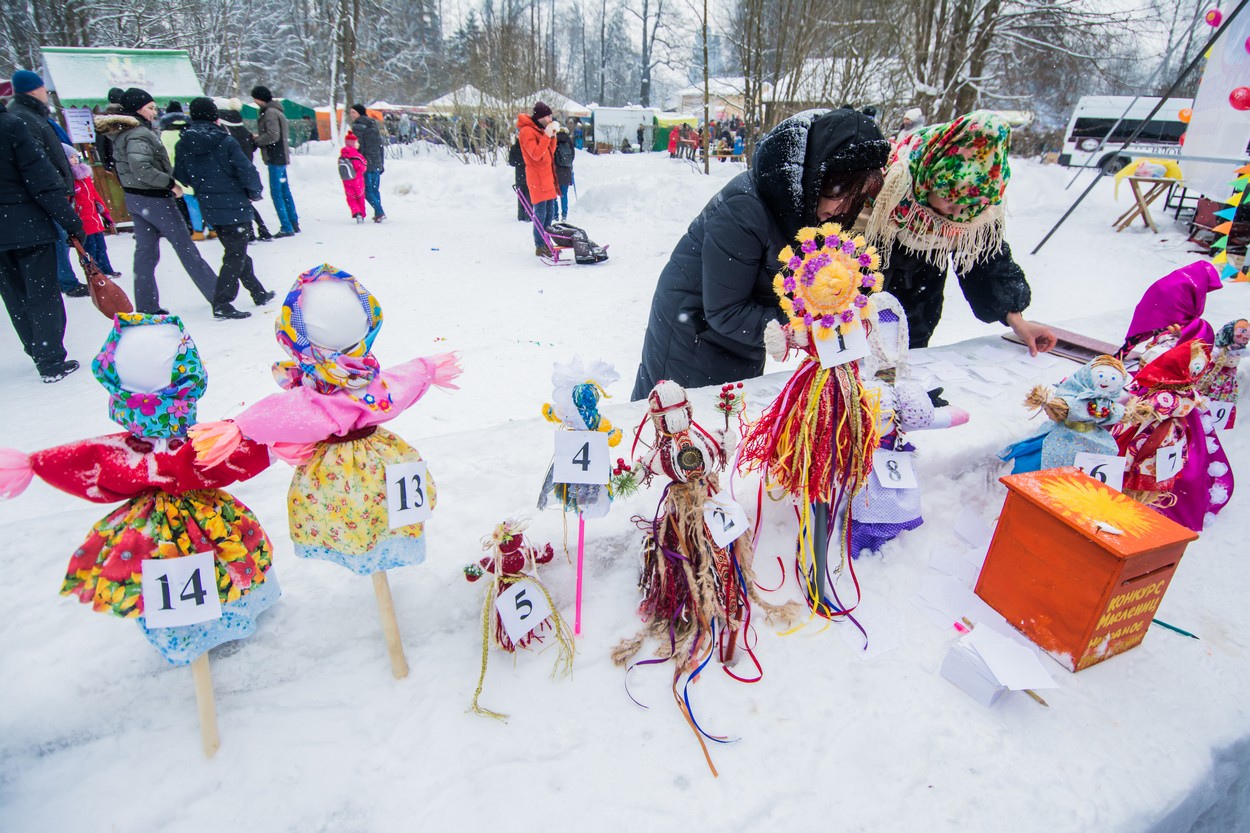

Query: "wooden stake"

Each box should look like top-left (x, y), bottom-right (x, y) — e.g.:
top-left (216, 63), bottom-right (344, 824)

top-left (371, 570), bottom-right (409, 679)
top-left (191, 654), bottom-right (220, 758)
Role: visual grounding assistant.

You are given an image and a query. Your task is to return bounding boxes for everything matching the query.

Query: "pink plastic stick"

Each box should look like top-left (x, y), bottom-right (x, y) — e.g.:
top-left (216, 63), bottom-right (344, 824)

top-left (575, 512), bottom-right (586, 635)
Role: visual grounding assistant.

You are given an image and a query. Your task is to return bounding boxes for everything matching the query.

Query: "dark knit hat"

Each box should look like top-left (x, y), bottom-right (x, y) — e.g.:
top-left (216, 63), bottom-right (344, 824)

top-left (351, 103), bottom-right (367, 118)
top-left (532, 101), bottom-right (552, 120)
top-left (218, 108), bottom-right (243, 126)
top-left (189, 97), bottom-right (219, 122)
top-left (119, 87), bottom-right (155, 114)
top-left (250, 85), bottom-right (273, 102)
top-left (166, 100), bottom-right (183, 113)
top-left (107, 87), bottom-right (124, 104)
top-left (11, 70), bottom-right (43, 95)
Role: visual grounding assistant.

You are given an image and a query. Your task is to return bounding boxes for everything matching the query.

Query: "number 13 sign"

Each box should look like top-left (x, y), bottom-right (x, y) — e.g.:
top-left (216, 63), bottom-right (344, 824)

top-left (386, 461), bottom-right (433, 529)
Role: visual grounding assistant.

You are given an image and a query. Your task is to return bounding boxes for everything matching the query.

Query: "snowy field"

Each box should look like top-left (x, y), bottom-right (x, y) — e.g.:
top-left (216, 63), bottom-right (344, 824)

top-left (1, 145), bottom-right (1247, 833)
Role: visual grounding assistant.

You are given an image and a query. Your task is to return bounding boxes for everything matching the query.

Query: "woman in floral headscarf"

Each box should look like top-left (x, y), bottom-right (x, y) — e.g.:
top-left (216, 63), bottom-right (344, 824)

top-left (866, 111), bottom-right (1056, 354)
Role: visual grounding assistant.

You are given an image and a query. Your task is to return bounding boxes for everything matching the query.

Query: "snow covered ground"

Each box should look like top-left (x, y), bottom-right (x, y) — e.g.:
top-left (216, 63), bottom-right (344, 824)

top-left (1, 145), bottom-right (1247, 833)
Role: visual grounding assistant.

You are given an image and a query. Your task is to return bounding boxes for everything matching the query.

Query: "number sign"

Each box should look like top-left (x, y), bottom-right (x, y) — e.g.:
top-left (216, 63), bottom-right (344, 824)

top-left (1209, 402), bottom-right (1235, 432)
top-left (873, 449), bottom-right (918, 490)
top-left (141, 550), bottom-right (222, 628)
top-left (553, 431), bottom-right (610, 485)
top-left (703, 492), bottom-right (750, 548)
top-left (495, 579), bottom-right (554, 644)
top-left (1155, 442), bottom-right (1185, 482)
top-left (1072, 452), bottom-right (1127, 492)
top-left (386, 461), bottom-right (433, 529)
top-left (814, 326), bottom-right (870, 369)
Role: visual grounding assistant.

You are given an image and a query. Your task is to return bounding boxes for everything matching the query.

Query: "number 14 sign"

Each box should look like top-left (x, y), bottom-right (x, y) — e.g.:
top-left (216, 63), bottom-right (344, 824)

top-left (141, 550), bottom-right (222, 628)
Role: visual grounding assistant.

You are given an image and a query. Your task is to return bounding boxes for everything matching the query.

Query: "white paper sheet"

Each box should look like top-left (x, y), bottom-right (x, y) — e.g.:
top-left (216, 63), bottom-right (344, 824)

top-left (964, 626), bottom-right (1058, 690)
top-left (953, 507), bottom-right (994, 549)
top-left (968, 364), bottom-right (1014, 385)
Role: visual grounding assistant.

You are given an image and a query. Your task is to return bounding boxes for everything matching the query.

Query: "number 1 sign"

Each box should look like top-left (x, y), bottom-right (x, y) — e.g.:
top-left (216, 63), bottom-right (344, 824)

top-left (141, 550), bottom-right (222, 628)
top-left (386, 461), bottom-right (433, 529)
top-left (553, 431), bottom-right (610, 485)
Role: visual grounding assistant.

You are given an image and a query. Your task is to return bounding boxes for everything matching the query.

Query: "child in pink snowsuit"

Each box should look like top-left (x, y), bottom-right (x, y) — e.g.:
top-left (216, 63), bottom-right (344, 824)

top-left (339, 132), bottom-right (368, 222)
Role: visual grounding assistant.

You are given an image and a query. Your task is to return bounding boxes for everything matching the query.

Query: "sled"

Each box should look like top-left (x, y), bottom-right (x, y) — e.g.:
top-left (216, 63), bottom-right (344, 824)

top-left (514, 185), bottom-right (609, 266)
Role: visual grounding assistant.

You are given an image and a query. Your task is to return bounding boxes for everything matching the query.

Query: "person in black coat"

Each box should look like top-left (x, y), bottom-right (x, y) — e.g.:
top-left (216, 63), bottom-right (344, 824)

top-left (0, 100), bottom-right (86, 382)
top-left (631, 108), bottom-right (889, 399)
top-left (508, 136), bottom-right (530, 221)
top-left (173, 98), bottom-right (274, 311)
top-left (350, 104), bottom-right (386, 221)
top-left (219, 103), bottom-right (273, 240)
top-left (555, 126), bottom-right (575, 222)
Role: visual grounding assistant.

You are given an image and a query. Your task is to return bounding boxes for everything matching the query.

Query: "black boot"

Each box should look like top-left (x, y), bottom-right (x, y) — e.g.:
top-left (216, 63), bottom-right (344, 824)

top-left (212, 304), bottom-right (251, 320)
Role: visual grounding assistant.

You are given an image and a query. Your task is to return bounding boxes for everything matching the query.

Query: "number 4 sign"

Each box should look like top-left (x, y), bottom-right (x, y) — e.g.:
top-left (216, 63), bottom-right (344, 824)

top-left (386, 461), bottom-right (433, 529)
top-left (703, 492), bottom-right (749, 548)
top-left (553, 431), bottom-right (610, 485)
top-left (1072, 452), bottom-right (1127, 492)
top-left (141, 550), bottom-right (222, 628)
top-left (495, 579), bottom-right (554, 644)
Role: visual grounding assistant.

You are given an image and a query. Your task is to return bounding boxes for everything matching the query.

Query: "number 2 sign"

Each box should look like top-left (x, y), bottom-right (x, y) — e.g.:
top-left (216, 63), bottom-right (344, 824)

top-left (553, 431), bottom-right (610, 485)
top-left (141, 550), bottom-right (222, 628)
top-left (703, 492), bottom-right (749, 548)
top-left (495, 579), bottom-right (554, 644)
top-left (386, 461), bottom-right (433, 529)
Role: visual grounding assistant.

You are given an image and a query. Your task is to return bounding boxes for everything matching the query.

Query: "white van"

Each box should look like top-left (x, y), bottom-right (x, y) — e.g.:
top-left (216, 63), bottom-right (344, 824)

top-left (1058, 95), bottom-right (1192, 172)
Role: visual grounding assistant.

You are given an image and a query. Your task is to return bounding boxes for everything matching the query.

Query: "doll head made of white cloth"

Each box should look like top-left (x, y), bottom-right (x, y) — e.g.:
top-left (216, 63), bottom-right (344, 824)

top-left (861, 291), bottom-right (909, 379)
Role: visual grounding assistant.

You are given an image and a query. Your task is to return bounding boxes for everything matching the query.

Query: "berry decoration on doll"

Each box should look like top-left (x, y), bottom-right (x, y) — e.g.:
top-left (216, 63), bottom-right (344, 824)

top-left (190, 264), bottom-right (462, 678)
top-left (464, 518), bottom-right (573, 720)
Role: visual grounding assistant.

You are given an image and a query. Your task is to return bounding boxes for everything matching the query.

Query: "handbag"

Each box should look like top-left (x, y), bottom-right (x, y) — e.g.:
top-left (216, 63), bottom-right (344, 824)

top-left (71, 238), bottom-right (133, 319)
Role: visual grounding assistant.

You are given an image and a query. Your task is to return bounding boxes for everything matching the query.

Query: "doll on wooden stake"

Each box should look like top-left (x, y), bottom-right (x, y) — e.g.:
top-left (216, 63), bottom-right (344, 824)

top-left (464, 518), bottom-right (573, 720)
top-left (738, 223), bottom-right (881, 616)
top-left (191, 264), bottom-right (462, 678)
top-left (0, 314), bottom-right (278, 757)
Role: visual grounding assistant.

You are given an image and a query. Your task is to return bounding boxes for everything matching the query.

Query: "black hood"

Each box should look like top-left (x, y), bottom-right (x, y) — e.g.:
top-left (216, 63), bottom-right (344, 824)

top-left (176, 121), bottom-right (228, 156)
top-left (752, 108), bottom-right (889, 240)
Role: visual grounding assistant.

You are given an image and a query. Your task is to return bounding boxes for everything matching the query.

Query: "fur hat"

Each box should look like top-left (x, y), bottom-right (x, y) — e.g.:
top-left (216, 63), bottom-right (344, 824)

top-left (188, 97), bottom-right (219, 122)
top-left (250, 85), bottom-right (273, 102)
top-left (532, 101), bottom-right (553, 120)
top-left (11, 70), bottom-right (43, 95)
top-left (119, 87), bottom-right (154, 114)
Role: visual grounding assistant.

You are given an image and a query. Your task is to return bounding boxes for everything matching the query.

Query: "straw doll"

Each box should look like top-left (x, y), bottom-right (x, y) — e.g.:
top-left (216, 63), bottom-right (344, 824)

top-left (1113, 339), bottom-right (1234, 531)
top-left (464, 518), bottom-right (573, 719)
top-left (738, 223), bottom-right (881, 615)
top-left (1000, 355), bottom-right (1130, 475)
top-left (191, 264), bottom-right (461, 677)
top-left (850, 292), bottom-right (968, 556)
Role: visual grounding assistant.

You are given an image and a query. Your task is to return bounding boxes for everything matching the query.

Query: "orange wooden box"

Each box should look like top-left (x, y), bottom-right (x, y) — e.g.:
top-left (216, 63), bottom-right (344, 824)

top-left (974, 468), bottom-right (1198, 672)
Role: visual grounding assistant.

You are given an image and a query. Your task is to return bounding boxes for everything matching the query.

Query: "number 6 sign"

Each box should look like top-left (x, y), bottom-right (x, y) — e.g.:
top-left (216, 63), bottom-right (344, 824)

top-left (553, 431), bottom-right (610, 485)
top-left (386, 461), bottom-right (433, 529)
top-left (141, 550), bottom-right (222, 628)
top-left (1072, 452), bottom-right (1126, 492)
top-left (495, 579), bottom-right (553, 643)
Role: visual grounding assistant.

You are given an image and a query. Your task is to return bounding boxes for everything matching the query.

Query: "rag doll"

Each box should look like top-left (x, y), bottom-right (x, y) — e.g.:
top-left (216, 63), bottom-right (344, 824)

top-left (1199, 318), bottom-right (1248, 427)
top-left (1113, 339), bottom-right (1234, 531)
top-left (537, 357), bottom-right (624, 520)
top-left (1001, 355), bottom-right (1129, 474)
top-left (850, 292), bottom-right (968, 556)
top-left (0, 314), bottom-right (277, 665)
top-left (464, 518), bottom-right (572, 719)
top-left (1118, 261), bottom-right (1222, 360)
top-left (738, 223), bottom-right (881, 615)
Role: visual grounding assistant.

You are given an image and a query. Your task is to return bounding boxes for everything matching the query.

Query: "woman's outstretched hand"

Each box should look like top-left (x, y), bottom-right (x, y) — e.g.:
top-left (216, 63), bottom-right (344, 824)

top-left (1006, 312), bottom-right (1057, 357)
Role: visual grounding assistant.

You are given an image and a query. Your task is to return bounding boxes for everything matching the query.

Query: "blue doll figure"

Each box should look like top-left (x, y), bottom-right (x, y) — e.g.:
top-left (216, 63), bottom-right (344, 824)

top-left (1001, 355), bottom-right (1128, 473)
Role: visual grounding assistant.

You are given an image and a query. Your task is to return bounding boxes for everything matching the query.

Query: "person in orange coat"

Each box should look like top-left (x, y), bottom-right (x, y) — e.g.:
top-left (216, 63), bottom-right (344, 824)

top-left (517, 101), bottom-right (559, 256)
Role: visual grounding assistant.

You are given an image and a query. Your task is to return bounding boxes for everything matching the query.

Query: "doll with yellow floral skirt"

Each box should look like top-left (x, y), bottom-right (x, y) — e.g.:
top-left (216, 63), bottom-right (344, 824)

top-left (739, 222), bottom-right (881, 617)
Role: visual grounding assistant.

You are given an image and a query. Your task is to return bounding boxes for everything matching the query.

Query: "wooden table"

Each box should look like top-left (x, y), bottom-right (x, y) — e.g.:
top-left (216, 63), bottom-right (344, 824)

top-left (1114, 176), bottom-right (1179, 233)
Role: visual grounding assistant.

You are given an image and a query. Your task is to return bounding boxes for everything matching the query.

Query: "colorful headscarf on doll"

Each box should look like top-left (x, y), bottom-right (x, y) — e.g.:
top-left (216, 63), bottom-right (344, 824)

top-left (1132, 339), bottom-right (1211, 391)
top-left (93, 313), bottom-right (206, 438)
top-left (1054, 355), bottom-right (1127, 408)
top-left (1123, 262), bottom-right (1221, 350)
top-left (272, 264), bottom-right (391, 409)
top-left (866, 110), bottom-right (1010, 271)
top-left (773, 222), bottom-right (882, 340)
top-left (1214, 318), bottom-right (1250, 350)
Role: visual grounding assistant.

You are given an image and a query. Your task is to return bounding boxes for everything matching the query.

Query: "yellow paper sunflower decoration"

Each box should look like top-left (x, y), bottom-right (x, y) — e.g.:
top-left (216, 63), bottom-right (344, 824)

top-left (772, 222), bottom-right (883, 340)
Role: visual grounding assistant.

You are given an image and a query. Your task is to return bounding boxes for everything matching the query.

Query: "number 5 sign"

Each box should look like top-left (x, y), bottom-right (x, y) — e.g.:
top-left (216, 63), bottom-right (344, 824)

top-left (141, 550), bottom-right (222, 628)
top-left (386, 461), bottom-right (433, 529)
top-left (553, 430), bottom-right (610, 485)
top-left (495, 579), bottom-right (553, 644)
